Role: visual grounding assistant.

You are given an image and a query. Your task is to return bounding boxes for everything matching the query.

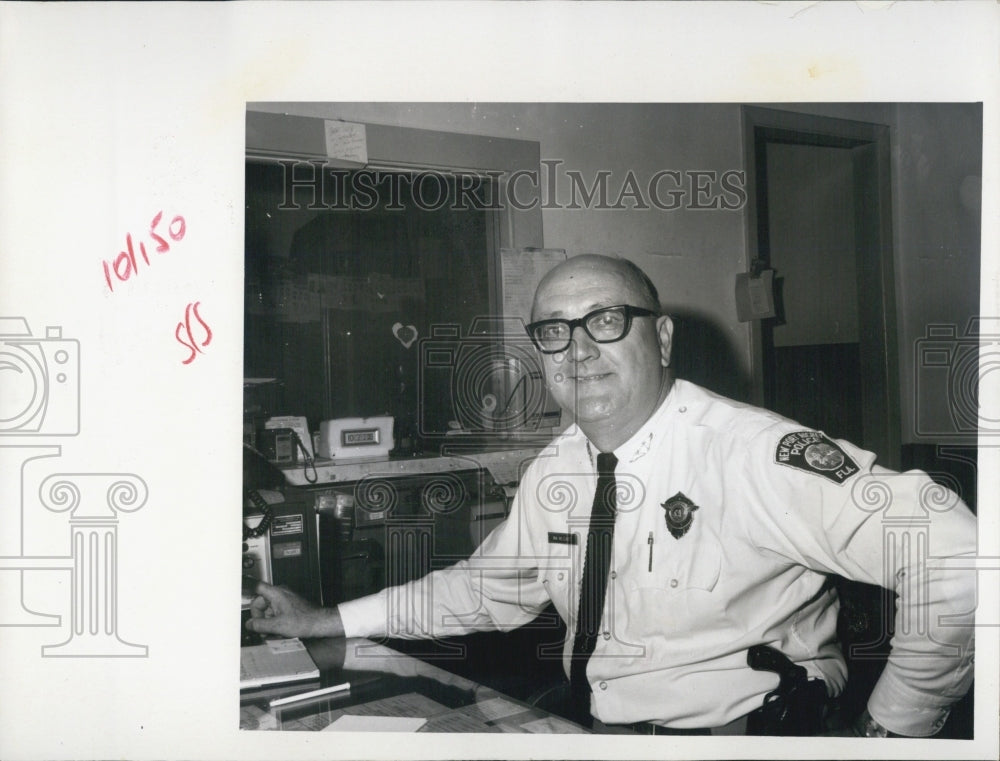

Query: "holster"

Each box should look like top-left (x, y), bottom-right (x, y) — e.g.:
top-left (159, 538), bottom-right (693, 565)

top-left (745, 645), bottom-right (829, 736)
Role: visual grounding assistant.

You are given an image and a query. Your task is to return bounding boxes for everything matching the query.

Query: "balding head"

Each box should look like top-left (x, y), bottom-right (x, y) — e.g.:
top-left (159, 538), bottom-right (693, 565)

top-left (528, 254), bottom-right (674, 452)
top-left (532, 254), bottom-right (660, 322)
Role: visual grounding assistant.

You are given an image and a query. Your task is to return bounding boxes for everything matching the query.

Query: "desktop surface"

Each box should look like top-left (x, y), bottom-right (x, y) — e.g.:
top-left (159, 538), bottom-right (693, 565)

top-left (240, 637), bottom-right (590, 733)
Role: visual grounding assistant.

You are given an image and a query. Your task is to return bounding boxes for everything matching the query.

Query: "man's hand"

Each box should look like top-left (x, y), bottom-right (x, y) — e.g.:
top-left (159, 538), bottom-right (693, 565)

top-left (245, 581), bottom-right (345, 639)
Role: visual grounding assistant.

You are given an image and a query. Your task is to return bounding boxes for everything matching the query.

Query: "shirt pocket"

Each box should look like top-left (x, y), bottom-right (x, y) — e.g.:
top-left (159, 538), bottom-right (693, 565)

top-left (625, 536), bottom-right (723, 640)
top-left (635, 539), bottom-right (722, 595)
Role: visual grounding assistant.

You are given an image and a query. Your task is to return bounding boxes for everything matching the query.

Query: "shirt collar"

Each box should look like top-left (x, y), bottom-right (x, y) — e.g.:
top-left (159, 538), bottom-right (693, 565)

top-left (581, 379), bottom-right (684, 467)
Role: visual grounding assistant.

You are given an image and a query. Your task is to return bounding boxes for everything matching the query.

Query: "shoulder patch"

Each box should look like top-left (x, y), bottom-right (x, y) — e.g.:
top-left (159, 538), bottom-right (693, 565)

top-left (774, 431), bottom-right (859, 485)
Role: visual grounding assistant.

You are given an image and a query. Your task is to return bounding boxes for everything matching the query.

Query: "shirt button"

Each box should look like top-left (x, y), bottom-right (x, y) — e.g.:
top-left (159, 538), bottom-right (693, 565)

top-left (599, 681), bottom-right (608, 690)
top-left (679, 406), bottom-right (687, 413)
top-left (670, 579), bottom-right (679, 588)
top-left (610, 571), bottom-right (617, 579)
top-left (557, 572), bottom-right (565, 581)
top-left (603, 631), bottom-right (611, 640)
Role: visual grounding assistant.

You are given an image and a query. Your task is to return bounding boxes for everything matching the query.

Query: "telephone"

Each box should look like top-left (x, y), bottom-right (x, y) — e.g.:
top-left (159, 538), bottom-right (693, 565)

top-left (243, 441), bottom-right (285, 533)
top-left (258, 427), bottom-right (318, 483)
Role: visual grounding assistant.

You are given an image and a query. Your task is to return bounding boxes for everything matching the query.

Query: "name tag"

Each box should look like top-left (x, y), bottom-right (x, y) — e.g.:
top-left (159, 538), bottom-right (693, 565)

top-left (548, 532), bottom-right (578, 545)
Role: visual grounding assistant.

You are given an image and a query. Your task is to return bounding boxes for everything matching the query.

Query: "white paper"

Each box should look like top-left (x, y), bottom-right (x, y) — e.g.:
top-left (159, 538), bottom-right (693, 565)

top-left (323, 715), bottom-right (426, 732)
top-left (324, 120), bottom-right (368, 165)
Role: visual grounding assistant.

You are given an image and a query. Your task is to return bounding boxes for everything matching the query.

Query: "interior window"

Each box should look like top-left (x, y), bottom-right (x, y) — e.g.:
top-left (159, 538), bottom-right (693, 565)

top-left (244, 160), bottom-right (497, 450)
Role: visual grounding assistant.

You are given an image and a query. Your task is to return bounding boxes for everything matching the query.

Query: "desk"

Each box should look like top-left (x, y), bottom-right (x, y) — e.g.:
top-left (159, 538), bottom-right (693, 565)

top-left (279, 447), bottom-right (544, 488)
top-left (240, 637), bottom-right (590, 733)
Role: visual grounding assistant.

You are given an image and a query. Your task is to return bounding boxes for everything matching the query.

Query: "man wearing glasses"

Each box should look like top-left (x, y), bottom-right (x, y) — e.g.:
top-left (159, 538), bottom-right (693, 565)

top-left (249, 254), bottom-right (976, 738)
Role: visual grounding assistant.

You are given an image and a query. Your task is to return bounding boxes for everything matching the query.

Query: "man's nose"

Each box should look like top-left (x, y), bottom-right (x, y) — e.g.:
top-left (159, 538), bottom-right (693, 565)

top-left (566, 325), bottom-right (599, 362)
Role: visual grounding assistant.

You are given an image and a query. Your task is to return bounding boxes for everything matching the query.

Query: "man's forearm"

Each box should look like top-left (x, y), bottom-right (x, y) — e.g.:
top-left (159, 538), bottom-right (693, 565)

top-left (312, 605), bottom-right (345, 638)
top-left (866, 561), bottom-right (976, 736)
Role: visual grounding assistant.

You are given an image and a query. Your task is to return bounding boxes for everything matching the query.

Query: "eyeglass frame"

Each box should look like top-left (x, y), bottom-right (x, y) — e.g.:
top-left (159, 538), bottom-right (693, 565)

top-left (525, 304), bottom-right (659, 354)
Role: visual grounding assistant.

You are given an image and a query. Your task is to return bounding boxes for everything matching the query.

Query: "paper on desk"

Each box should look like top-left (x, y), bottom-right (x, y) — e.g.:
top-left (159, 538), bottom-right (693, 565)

top-left (412, 697), bottom-right (528, 733)
top-left (421, 710), bottom-right (501, 733)
top-left (239, 704), bottom-right (278, 731)
top-left (284, 712), bottom-right (334, 732)
top-left (344, 692), bottom-right (447, 717)
top-left (470, 696), bottom-right (528, 722)
top-left (519, 716), bottom-right (589, 733)
top-left (266, 637), bottom-right (307, 654)
top-left (282, 693), bottom-right (448, 732)
top-left (324, 715), bottom-right (427, 732)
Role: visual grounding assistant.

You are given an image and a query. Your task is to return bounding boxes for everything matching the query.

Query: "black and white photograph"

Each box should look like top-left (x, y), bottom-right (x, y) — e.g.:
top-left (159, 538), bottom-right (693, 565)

top-left (1, 3), bottom-right (997, 760)
top-left (238, 101), bottom-right (981, 740)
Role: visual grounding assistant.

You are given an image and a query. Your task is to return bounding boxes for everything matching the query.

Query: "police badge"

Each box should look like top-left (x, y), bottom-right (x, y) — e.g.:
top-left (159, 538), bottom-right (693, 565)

top-left (661, 492), bottom-right (699, 539)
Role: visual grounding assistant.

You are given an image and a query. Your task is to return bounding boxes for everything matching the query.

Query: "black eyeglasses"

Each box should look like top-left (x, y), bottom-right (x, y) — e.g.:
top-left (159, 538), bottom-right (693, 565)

top-left (526, 305), bottom-right (658, 354)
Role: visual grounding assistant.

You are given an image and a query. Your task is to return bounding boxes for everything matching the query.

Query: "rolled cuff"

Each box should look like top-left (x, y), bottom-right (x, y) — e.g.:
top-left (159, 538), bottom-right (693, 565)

top-left (867, 668), bottom-right (954, 737)
top-left (338, 591), bottom-right (390, 639)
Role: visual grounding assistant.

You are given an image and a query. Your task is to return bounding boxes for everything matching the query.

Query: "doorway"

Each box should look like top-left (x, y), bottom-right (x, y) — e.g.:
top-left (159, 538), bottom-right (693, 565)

top-left (741, 107), bottom-right (901, 469)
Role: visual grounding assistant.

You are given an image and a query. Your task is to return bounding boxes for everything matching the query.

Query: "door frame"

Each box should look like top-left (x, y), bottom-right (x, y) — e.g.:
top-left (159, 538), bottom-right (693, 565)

top-left (740, 106), bottom-right (901, 468)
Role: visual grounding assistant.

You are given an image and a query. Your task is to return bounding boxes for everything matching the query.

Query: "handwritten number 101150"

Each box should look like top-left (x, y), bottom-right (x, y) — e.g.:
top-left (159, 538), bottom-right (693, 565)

top-left (103, 211), bottom-right (186, 292)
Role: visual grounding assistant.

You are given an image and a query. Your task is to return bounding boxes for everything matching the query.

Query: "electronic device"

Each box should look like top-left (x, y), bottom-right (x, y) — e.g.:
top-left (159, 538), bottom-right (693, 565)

top-left (318, 416), bottom-right (394, 460)
top-left (259, 428), bottom-right (298, 464)
top-left (242, 445), bottom-right (319, 616)
top-left (258, 424), bottom-right (315, 471)
top-left (265, 415), bottom-right (313, 459)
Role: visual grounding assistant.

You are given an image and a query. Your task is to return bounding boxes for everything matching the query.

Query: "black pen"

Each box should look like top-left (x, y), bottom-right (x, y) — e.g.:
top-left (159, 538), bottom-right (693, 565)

top-left (647, 531), bottom-right (654, 572)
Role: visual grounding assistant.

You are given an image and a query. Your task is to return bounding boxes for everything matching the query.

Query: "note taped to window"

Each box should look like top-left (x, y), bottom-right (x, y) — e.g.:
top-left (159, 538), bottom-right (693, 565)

top-left (324, 120), bottom-right (368, 165)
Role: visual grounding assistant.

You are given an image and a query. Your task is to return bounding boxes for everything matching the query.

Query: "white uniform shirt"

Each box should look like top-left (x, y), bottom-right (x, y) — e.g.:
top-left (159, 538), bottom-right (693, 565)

top-left (339, 379), bottom-right (976, 736)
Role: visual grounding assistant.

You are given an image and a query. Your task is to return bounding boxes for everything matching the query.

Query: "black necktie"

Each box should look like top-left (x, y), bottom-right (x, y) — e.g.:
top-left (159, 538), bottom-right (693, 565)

top-left (569, 451), bottom-right (618, 722)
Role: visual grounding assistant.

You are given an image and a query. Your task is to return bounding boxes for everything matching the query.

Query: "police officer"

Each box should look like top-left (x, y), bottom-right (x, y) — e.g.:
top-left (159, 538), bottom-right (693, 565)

top-left (249, 254), bottom-right (975, 737)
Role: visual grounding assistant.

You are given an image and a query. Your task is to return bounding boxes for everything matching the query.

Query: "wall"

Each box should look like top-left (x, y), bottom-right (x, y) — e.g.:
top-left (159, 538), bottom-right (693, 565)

top-left (891, 103), bottom-right (982, 444)
top-left (248, 102), bottom-right (983, 440)
top-left (248, 102), bottom-right (754, 400)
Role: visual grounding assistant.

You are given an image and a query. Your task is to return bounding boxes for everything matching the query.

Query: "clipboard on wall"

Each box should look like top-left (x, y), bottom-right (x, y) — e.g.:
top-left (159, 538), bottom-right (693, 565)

top-left (496, 248), bottom-right (567, 434)
top-left (498, 248), bottom-right (567, 328)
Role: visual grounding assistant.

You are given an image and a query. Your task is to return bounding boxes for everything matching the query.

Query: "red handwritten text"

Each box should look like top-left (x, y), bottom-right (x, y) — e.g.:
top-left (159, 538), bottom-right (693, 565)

top-left (103, 211), bottom-right (186, 292)
top-left (176, 301), bottom-right (212, 365)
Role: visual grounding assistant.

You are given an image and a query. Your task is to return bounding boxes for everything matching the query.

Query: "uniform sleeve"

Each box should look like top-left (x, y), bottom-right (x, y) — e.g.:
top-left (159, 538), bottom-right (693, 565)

top-left (339, 476), bottom-right (553, 641)
top-left (742, 425), bottom-right (976, 737)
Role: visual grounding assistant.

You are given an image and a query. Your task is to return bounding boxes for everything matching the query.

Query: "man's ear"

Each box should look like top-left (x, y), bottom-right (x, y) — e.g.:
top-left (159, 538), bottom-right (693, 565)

top-left (656, 315), bottom-right (674, 367)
